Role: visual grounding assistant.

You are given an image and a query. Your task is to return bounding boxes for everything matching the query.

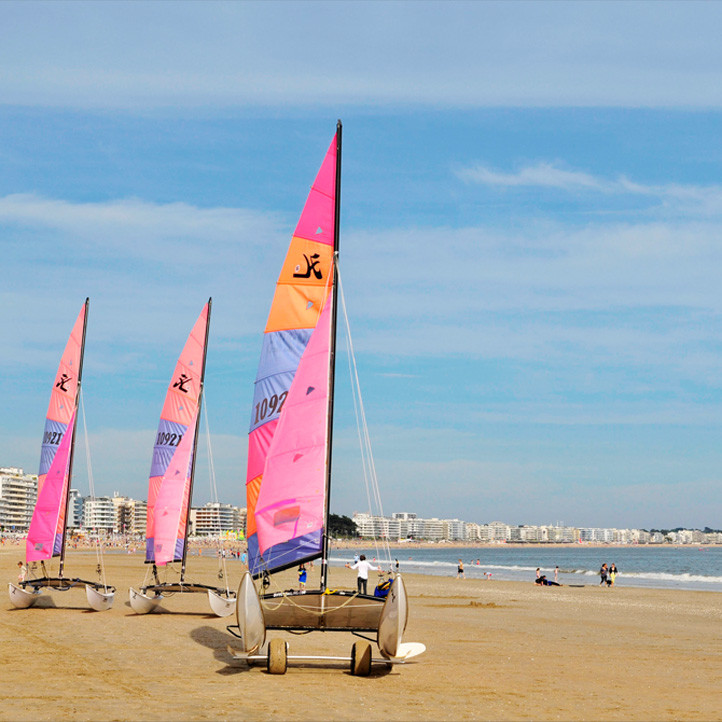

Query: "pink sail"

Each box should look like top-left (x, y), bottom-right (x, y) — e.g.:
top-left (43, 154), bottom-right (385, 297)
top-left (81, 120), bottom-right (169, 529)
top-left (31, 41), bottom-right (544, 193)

top-left (153, 409), bottom-right (198, 566)
top-left (254, 294), bottom-right (332, 557)
top-left (145, 302), bottom-right (209, 563)
top-left (31, 300), bottom-right (87, 562)
top-left (27, 410), bottom-right (75, 561)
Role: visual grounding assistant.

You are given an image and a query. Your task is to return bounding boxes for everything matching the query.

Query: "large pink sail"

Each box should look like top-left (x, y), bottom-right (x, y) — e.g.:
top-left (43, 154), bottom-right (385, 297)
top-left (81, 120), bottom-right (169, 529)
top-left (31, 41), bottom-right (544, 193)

top-left (145, 302), bottom-right (209, 563)
top-left (246, 129), bottom-right (338, 575)
top-left (27, 410), bottom-right (76, 561)
top-left (29, 300), bottom-right (87, 562)
top-left (254, 296), bottom-right (332, 556)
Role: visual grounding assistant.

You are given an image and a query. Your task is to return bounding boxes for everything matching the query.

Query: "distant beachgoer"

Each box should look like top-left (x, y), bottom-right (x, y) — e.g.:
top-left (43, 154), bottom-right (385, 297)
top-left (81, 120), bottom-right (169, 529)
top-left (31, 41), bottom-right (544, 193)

top-left (536, 567), bottom-right (541, 579)
top-left (346, 554), bottom-right (381, 595)
top-left (599, 563), bottom-right (609, 586)
top-left (476, 559), bottom-right (480, 566)
top-left (298, 563), bottom-right (307, 591)
top-left (610, 563), bottom-right (618, 586)
top-left (554, 566), bottom-right (559, 583)
top-left (457, 559), bottom-right (465, 579)
top-left (17, 561), bottom-right (27, 583)
top-left (240, 552), bottom-right (247, 565)
top-left (395, 558), bottom-right (399, 573)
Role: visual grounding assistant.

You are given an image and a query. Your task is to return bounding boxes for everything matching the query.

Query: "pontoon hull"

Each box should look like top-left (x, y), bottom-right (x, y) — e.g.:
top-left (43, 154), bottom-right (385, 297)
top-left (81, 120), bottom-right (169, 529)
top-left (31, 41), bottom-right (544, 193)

top-left (8, 583), bottom-right (41, 609)
top-left (129, 587), bottom-right (162, 614)
top-left (86, 585), bottom-right (115, 611)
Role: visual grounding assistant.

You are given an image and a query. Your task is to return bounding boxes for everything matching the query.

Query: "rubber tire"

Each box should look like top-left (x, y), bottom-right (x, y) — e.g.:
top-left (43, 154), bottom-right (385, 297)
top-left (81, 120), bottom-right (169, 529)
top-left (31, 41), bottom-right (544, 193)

top-left (351, 641), bottom-right (372, 676)
top-left (267, 639), bottom-right (287, 675)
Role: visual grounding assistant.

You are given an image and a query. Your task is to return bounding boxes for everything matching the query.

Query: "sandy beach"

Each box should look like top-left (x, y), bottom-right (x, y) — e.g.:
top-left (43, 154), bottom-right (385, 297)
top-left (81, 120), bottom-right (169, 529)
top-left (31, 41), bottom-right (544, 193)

top-left (1, 546), bottom-right (720, 722)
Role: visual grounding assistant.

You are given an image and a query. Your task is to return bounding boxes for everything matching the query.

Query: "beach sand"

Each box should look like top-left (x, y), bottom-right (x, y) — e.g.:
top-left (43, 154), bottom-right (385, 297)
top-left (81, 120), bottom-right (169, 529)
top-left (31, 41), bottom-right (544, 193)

top-left (1, 546), bottom-right (720, 721)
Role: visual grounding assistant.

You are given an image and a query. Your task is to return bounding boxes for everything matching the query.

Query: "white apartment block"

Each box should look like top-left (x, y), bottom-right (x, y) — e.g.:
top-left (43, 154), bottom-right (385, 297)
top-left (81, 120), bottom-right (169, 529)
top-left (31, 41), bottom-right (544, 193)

top-left (189, 503), bottom-right (244, 536)
top-left (83, 496), bottom-right (115, 532)
top-left (0, 467), bottom-right (37, 531)
top-left (67, 489), bottom-right (83, 529)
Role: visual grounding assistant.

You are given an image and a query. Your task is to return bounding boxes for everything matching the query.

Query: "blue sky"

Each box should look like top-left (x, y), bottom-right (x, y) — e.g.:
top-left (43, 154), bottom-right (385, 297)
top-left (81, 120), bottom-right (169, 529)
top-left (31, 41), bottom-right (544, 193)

top-left (2, 1), bottom-right (722, 529)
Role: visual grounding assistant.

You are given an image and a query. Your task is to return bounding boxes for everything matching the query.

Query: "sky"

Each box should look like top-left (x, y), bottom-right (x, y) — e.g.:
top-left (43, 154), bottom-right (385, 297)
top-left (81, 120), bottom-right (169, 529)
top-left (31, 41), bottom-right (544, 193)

top-left (2, 0), bottom-right (722, 530)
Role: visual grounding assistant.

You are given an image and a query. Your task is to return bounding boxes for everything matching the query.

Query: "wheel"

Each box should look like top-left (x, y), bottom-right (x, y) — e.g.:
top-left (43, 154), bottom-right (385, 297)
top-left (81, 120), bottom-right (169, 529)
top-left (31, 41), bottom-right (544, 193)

top-left (267, 638), bottom-right (287, 675)
top-left (350, 641), bottom-right (372, 676)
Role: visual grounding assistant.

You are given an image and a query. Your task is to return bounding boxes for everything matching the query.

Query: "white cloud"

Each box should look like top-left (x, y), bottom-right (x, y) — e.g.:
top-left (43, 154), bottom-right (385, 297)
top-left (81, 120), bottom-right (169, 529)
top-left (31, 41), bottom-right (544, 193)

top-left (456, 162), bottom-right (722, 215)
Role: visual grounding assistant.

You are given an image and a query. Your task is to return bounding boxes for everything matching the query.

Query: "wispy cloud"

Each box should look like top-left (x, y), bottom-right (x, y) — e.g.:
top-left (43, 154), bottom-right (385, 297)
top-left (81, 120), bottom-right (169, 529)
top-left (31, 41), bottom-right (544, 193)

top-left (456, 162), bottom-right (722, 215)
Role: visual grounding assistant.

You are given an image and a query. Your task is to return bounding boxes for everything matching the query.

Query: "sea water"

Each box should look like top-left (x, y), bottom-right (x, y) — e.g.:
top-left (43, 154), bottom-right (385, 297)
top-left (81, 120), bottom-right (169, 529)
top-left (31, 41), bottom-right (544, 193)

top-left (330, 545), bottom-right (722, 592)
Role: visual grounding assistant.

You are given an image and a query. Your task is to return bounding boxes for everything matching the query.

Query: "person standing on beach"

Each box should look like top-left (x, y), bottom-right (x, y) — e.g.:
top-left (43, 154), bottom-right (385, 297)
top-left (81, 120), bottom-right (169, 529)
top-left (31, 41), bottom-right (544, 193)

top-left (610, 563), bottom-right (618, 586)
top-left (346, 554), bottom-right (381, 595)
top-left (298, 563), bottom-right (307, 591)
top-left (554, 566), bottom-right (559, 583)
top-left (599, 563), bottom-right (609, 586)
top-left (536, 567), bottom-right (541, 579)
top-left (17, 561), bottom-right (27, 583)
top-left (457, 559), bottom-right (465, 579)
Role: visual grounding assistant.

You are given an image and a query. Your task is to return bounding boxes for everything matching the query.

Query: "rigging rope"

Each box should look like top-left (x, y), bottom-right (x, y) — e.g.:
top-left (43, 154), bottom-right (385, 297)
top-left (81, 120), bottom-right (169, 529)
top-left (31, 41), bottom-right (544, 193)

top-left (79, 390), bottom-right (109, 592)
top-left (201, 394), bottom-right (231, 594)
top-left (336, 262), bottom-right (392, 570)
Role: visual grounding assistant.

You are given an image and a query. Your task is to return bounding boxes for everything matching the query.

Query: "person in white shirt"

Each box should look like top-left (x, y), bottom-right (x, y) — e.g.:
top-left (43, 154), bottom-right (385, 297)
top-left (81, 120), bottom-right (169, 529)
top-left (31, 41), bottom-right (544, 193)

top-left (346, 554), bottom-right (381, 595)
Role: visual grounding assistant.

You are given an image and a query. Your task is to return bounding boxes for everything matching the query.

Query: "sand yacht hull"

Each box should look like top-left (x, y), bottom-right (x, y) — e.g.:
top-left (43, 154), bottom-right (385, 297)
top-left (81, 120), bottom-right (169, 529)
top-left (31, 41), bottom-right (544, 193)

top-left (8, 583), bottom-right (41, 609)
top-left (86, 585), bottom-right (115, 611)
top-left (129, 587), bottom-right (162, 614)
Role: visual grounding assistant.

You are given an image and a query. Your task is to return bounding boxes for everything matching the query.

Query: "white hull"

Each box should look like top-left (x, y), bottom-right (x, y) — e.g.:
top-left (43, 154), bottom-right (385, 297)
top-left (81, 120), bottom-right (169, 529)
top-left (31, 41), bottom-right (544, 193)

top-left (208, 589), bottom-right (236, 617)
top-left (86, 585), bottom-right (114, 611)
top-left (129, 587), bottom-right (162, 614)
top-left (377, 574), bottom-right (409, 658)
top-left (8, 583), bottom-right (41, 609)
top-left (233, 571), bottom-right (266, 653)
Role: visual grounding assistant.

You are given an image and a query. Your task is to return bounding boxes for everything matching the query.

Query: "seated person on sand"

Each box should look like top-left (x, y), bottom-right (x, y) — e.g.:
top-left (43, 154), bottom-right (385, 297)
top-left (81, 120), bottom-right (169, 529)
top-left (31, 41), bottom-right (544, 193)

top-left (534, 575), bottom-right (562, 587)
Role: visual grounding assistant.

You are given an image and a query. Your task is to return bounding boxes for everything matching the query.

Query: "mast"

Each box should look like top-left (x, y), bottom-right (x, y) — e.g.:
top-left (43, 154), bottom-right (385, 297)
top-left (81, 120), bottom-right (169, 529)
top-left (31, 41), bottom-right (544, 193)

top-left (321, 120), bottom-right (342, 591)
top-left (59, 297), bottom-right (89, 578)
top-left (180, 297), bottom-right (212, 581)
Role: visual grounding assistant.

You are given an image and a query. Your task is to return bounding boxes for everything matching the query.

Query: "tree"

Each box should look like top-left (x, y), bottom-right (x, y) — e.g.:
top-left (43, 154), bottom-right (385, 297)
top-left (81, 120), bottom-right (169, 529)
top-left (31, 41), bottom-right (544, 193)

top-left (328, 513), bottom-right (358, 538)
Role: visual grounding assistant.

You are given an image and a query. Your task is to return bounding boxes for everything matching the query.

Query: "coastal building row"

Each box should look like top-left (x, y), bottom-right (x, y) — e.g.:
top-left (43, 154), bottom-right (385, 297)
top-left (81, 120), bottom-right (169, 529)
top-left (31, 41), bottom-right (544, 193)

top-left (3, 466), bottom-right (719, 544)
top-left (0, 468), bottom-right (247, 537)
top-left (351, 511), bottom-right (722, 545)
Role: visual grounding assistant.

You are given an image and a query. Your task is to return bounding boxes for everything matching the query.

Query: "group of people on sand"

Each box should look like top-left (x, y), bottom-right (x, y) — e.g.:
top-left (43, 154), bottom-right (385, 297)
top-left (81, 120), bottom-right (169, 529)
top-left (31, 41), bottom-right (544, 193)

top-left (599, 562), bottom-right (619, 586)
top-left (534, 566), bottom-right (563, 586)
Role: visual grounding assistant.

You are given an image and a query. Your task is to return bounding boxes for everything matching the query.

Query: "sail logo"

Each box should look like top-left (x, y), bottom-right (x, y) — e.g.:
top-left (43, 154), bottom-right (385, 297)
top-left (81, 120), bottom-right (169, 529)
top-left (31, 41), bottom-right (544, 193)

top-left (55, 373), bottom-right (72, 392)
top-left (293, 253), bottom-right (323, 280)
top-left (173, 373), bottom-right (191, 394)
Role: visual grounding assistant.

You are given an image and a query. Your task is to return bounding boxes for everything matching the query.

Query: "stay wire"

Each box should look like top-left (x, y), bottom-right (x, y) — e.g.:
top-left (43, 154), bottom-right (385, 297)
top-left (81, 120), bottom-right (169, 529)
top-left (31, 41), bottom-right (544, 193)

top-left (79, 390), bottom-right (109, 592)
top-left (336, 262), bottom-right (391, 569)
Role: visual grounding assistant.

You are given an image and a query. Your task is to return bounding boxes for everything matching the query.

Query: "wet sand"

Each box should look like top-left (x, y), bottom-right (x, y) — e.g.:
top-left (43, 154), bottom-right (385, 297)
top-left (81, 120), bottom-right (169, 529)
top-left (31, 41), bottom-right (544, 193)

top-left (1, 546), bottom-right (720, 721)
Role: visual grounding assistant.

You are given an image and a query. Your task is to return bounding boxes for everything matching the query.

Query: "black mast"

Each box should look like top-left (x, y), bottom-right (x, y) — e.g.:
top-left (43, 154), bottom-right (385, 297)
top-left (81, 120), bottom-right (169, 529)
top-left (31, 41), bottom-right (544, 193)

top-left (180, 297), bottom-right (212, 582)
top-left (59, 297), bottom-right (89, 578)
top-left (321, 120), bottom-right (342, 591)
